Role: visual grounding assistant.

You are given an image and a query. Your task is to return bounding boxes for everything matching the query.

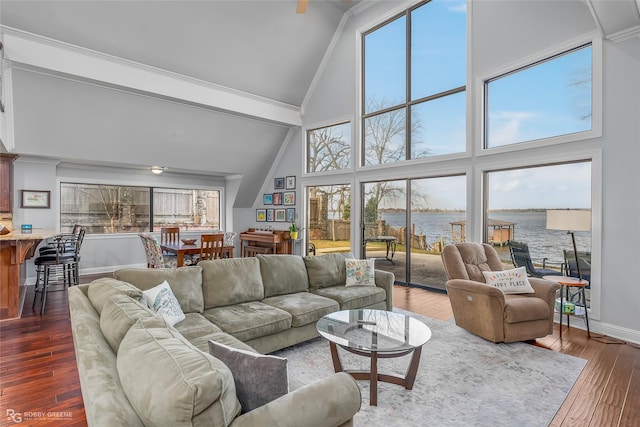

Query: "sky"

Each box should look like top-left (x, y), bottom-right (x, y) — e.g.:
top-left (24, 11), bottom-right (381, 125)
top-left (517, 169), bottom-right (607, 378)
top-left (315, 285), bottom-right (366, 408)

top-left (362, 0), bottom-right (592, 210)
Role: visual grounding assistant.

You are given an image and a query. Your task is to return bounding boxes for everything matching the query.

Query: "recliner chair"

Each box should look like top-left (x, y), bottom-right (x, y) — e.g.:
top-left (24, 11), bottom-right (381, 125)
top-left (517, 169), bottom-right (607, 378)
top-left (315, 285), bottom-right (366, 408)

top-left (441, 242), bottom-right (560, 343)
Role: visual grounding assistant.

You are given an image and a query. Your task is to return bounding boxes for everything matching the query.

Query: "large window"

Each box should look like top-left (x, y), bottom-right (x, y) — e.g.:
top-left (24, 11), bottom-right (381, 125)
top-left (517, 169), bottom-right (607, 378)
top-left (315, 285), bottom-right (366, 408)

top-left (485, 44), bottom-right (592, 148)
top-left (363, 175), bottom-right (466, 289)
top-left (60, 183), bottom-right (220, 234)
top-left (362, 0), bottom-right (466, 165)
top-left (307, 184), bottom-right (351, 254)
top-left (306, 122), bottom-right (351, 173)
top-left (484, 162), bottom-right (592, 304)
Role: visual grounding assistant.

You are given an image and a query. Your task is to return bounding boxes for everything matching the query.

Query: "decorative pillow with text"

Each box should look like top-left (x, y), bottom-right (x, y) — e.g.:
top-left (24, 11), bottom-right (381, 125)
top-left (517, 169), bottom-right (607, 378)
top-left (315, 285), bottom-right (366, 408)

top-left (482, 267), bottom-right (535, 294)
top-left (345, 258), bottom-right (376, 287)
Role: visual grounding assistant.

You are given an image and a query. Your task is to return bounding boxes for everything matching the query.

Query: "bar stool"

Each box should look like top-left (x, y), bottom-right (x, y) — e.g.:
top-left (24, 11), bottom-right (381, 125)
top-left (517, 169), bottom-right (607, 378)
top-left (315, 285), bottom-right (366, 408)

top-left (33, 234), bottom-right (82, 315)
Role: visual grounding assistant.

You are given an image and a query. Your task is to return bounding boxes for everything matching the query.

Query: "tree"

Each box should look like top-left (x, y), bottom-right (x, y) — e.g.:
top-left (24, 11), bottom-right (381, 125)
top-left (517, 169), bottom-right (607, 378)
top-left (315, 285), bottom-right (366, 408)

top-left (363, 97), bottom-right (430, 166)
top-left (307, 124), bottom-right (351, 172)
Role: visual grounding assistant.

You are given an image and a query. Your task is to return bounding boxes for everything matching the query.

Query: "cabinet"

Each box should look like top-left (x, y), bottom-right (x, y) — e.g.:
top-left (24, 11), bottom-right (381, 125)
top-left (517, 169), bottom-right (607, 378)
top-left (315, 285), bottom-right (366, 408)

top-left (0, 154), bottom-right (17, 213)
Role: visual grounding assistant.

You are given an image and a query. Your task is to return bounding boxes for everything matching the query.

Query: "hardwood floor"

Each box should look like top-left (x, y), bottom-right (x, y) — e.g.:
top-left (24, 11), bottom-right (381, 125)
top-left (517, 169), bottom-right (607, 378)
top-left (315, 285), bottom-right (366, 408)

top-left (1, 278), bottom-right (638, 426)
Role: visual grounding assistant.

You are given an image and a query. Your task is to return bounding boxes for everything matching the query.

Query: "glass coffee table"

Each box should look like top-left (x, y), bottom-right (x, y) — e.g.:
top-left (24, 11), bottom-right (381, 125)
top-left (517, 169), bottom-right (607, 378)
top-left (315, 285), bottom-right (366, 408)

top-left (316, 309), bottom-right (431, 406)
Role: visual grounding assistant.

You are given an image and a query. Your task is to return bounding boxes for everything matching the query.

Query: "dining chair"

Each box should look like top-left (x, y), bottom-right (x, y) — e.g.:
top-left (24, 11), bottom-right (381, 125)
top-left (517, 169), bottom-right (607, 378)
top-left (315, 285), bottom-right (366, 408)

top-left (138, 233), bottom-right (177, 268)
top-left (199, 233), bottom-right (225, 261)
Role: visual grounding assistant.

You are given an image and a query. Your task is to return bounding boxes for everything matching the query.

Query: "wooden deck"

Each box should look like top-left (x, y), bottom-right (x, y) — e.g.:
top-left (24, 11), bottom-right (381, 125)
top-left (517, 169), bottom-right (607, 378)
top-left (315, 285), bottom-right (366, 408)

top-left (0, 276), bottom-right (638, 426)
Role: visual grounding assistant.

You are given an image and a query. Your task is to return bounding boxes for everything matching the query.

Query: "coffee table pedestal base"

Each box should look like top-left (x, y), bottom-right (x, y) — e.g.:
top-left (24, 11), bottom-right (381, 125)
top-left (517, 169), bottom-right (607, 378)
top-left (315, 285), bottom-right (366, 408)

top-left (329, 342), bottom-right (422, 406)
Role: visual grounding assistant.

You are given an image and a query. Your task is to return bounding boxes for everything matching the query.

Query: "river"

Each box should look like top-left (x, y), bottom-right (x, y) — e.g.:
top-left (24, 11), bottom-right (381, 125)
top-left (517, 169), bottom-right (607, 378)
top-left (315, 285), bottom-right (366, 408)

top-left (380, 211), bottom-right (591, 266)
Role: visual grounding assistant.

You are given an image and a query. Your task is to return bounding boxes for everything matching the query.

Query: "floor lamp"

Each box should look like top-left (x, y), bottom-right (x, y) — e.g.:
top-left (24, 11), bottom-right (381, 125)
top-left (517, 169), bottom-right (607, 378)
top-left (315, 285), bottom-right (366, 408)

top-left (546, 209), bottom-right (591, 280)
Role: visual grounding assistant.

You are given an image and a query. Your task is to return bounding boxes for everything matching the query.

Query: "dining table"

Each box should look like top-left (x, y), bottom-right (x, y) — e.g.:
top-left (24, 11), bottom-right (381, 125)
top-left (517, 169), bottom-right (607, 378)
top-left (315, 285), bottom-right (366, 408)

top-left (160, 242), bottom-right (233, 267)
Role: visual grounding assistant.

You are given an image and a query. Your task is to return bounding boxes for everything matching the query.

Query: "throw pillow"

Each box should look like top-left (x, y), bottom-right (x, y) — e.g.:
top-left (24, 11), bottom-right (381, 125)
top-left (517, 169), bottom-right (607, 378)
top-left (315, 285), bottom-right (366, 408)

top-left (482, 267), bottom-right (535, 294)
top-left (141, 280), bottom-right (186, 326)
top-left (208, 340), bottom-right (288, 413)
top-left (345, 258), bottom-right (376, 287)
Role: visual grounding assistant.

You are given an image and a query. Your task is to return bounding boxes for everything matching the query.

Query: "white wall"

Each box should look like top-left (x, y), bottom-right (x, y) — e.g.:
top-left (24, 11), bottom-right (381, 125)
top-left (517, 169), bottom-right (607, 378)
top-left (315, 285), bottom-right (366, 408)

top-left (260, 0), bottom-right (640, 342)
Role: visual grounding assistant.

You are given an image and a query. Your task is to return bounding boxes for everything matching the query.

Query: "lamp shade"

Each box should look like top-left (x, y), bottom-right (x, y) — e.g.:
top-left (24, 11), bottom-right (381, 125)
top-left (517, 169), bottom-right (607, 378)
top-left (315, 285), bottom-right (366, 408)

top-left (546, 209), bottom-right (591, 232)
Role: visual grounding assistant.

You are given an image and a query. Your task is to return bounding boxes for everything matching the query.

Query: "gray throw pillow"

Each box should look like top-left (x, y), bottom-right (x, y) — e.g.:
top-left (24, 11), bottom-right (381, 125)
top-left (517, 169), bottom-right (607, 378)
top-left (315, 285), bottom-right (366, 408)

top-left (208, 340), bottom-right (288, 413)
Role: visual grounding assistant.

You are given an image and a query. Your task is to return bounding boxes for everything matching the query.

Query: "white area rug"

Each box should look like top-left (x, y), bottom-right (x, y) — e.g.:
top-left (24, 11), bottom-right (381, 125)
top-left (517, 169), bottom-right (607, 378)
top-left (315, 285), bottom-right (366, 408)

top-left (273, 310), bottom-right (586, 427)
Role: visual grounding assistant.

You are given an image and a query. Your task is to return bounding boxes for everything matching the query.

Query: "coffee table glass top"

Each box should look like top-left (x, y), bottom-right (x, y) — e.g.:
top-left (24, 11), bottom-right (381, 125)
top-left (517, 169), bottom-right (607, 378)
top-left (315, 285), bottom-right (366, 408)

top-left (317, 309), bottom-right (431, 353)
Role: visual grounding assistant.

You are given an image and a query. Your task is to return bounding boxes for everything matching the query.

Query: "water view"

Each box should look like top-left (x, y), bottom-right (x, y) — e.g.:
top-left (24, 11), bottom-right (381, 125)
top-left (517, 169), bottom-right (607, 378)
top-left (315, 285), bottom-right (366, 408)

top-left (380, 210), bottom-right (591, 266)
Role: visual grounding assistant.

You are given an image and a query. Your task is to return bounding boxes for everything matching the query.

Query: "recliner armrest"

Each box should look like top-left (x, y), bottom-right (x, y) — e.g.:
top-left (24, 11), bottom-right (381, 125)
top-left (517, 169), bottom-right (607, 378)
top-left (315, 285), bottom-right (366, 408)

top-left (528, 278), bottom-right (561, 307)
top-left (229, 372), bottom-right (361, 427)
top-left (445, 278), bottom-right (506, 300)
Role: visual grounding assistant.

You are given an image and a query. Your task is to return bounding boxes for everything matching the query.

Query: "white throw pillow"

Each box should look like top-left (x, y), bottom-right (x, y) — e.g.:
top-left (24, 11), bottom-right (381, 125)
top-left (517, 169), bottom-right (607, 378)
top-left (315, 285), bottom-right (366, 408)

top-left (345, 258), bottom-right (376, 287)
top-left (482, 267), bottom-right (535, 294)
top-left (141, 280), bottom-right (186, 326)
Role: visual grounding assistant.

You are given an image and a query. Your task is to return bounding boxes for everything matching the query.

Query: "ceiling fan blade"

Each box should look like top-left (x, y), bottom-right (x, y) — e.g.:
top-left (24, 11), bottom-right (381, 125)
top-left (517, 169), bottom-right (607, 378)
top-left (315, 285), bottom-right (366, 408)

top-left (296, 0), bottom-right (309, 14)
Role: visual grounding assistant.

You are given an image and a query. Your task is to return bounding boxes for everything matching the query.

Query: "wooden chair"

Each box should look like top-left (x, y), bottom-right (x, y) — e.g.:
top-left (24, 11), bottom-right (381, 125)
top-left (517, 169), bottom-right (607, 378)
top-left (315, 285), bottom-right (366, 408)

top-left (199, 233), bottom-right (225, 261)
top-left (160, 226), bottom-right (180, 246)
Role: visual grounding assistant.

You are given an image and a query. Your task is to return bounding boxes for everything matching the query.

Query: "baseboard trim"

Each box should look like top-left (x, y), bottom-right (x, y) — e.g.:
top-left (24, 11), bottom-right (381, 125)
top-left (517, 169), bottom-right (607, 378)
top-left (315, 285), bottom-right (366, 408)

top-left (23, 263), bottom-right (146, 286)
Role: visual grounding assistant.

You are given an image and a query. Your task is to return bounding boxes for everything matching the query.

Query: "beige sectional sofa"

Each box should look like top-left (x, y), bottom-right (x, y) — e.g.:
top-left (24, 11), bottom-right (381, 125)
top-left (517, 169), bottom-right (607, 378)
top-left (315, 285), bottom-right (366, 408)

top-left (69, 253), bottom-right (394, 427)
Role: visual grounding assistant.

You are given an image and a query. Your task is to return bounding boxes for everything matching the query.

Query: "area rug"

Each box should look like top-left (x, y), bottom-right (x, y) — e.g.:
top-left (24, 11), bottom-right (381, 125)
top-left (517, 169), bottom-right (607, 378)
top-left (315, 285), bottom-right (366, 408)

top-left (273, 309), bottom-right (586, 427)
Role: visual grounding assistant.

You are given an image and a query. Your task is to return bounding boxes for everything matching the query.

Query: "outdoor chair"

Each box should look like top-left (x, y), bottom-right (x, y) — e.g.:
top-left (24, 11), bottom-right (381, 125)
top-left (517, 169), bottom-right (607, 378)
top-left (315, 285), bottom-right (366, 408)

top-left (509, 240), bottom-right (562, 278)
top-left (441, 242), bottom-right (560, 343)
top-left (563, 250), bottom-right (591, 283)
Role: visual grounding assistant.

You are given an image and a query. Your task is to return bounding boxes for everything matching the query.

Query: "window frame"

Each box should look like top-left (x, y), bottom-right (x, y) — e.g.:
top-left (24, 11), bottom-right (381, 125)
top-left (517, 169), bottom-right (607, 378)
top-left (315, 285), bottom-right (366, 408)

top-left (360, 0), bottom-right (467, 167)
top-left (58, 177), bottom-right (224, 236)
top-left (477, 32), bottom-right (602, 155)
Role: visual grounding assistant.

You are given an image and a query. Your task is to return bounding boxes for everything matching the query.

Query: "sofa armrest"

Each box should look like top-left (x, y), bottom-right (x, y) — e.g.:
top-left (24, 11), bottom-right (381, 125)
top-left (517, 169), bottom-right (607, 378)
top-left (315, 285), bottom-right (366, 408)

top-left (374, 269), bottom-right (394, 311)
top-left (229, 372), bottom-right (361, 427)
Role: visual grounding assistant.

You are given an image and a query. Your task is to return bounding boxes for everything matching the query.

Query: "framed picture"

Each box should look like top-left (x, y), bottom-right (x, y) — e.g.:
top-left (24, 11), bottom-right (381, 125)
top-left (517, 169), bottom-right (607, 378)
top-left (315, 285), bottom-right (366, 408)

top-left (286, 208), bottom-right (296, 223)
top-left (275, 209), bottom-right (286, 222)
top-left (283, 191), bottom-right (295, 205)
top-left (274, 177), bottom-right (285, 190)
top-left (256, 209), bottom-right (266, 222)
top-left (272, 192), bottom-right (283, 205)
top-left (263, 193), bottom-right (273, 205)
top-left (21, 190), bottom-right (50, 209)
top-left (266, 208), bottom-right (275, 222)
top-left (286, 176), bottom-right (296, 190)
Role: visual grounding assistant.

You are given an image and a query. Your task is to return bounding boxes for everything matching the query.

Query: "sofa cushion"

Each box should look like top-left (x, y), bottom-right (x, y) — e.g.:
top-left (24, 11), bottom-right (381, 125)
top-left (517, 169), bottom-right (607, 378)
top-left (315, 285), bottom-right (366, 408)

top-left (113, 266), bottom-right (204, 314)
top-left (345, 258), bottom-right (376, 287)
top-left (208, 340), bottom-right (288, 413)
top-left (261, 292), bottom-right (339, 327)
top-left (173, 313), bottom-right (223, 342)
top-left (203, 302), bottom-right (291, 342)
top-left (200, 258), bottom-right (265, 309)
top-left (100, 294), bottom-right (156, 352)
top-left (117, 317), bottom-right (241, 426)
top-left (303, 253), bottom-right (353, 290)
top-left (190, 331), bottom-right (256, 354)
top-left (257, 254), bottom-right (310, 297)
top-left (87, 278), bottom-right (143, 314)
top-left (312, 285), bottom-right (387, 310)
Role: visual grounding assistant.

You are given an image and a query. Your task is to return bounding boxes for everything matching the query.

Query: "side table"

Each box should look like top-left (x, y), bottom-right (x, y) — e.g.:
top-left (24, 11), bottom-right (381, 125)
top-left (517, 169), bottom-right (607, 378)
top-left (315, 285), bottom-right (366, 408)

top-left (542, 275), bottom-right (590, 339)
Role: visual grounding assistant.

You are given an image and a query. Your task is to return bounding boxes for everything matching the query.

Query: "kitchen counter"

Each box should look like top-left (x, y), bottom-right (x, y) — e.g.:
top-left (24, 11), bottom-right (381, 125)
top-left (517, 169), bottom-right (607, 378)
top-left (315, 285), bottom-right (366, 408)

top-left (0, 229), bottom-right (58, 320)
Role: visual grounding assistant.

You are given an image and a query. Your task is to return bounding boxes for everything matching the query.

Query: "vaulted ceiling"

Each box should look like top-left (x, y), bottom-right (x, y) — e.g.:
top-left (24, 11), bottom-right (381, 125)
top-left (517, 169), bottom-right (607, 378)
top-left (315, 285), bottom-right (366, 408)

top-left (0, 0), bottom-right (363, 207)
